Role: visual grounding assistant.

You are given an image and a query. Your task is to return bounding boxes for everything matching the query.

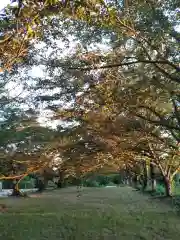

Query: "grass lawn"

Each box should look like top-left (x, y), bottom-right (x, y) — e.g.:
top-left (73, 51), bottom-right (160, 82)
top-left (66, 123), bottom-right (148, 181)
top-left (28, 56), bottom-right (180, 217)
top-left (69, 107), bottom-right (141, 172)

top-left (0, 186), bottom-right (180, 239)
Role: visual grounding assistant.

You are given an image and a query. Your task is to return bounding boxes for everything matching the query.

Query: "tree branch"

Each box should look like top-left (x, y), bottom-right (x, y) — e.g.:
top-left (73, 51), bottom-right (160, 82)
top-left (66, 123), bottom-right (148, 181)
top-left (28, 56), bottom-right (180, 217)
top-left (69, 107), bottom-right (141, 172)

top-left (136, 105), bottom-right (180, 131)
top-left (153, 63), bottom-right (180, 84)
top-left (67, 60), bottom-right (172, 71)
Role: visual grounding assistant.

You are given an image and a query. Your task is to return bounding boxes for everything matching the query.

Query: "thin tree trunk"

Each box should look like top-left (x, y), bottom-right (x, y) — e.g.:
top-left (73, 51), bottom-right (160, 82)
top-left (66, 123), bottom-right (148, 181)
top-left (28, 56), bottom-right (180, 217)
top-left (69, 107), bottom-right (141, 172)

top-left (118, 169), bottom-right (123, 185)
top-left (151, 178), bottom-right (157, 192)
top-left (164, 176), bottom-right (172, 197)
top-left (37, 179), bottom-right (45, 192)
top-left (142, 177), bottom-right (147, 190)
top-left (56, 179), bottom-right (62, 188)
top-left (11, 180), bottom-right (22, 196)
top-left (132, 174), bottom-right (138, 189)
top-left (56, 170), bottom-right (64, 188)
top-left (44, 178), bottom-right (48, 189)
top-left (150, 162), bottom-right (156, 192)
top-left (158, 163), bottom-right (173, 197)
top-left (76, 178), bottom-right (82, 197)
top-left (124, 165), bottom-right (130, 185)
top-left (142, 160), bottom-right (148, 191)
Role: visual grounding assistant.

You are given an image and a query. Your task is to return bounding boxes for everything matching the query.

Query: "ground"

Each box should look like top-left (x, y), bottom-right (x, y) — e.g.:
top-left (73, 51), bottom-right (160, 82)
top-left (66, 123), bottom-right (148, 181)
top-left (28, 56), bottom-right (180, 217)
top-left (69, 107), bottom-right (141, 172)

top-left (0, 186), bottom-right (180, 239)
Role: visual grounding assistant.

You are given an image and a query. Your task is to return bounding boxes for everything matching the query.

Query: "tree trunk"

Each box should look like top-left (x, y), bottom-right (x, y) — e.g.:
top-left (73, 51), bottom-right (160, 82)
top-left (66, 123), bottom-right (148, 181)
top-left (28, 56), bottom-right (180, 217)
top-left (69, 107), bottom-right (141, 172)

top-left (36, 179), bottom-right (45, 192)
top-left (11, 181), bottom-right (22, 197)
top-left (118, 169), bottom-right (123, 185)
top-left (142, 176), bottom-right (147, 190)
top-left (125, 177), bottom-right (129, 185)
top-left (150, 162), bottom-right (156, 192)
top-left (56, 170), bottom-right (64, 188)
top-left (151, 179), bottom-right (157, 192)
top-left (56, 178), bottom-right (62, 188)
top-left (44, 178), bottom-right (48, 189)
top-left (142, 160), bottom-right (148, 191)
top-left (124, 165), bottom-right (130, 185)
top-left (132, 174), bottom-right (138, 188)
top-left (76, 178), bottom-right (82, 197)
top-left (164, 176), bottom-right (172, 197)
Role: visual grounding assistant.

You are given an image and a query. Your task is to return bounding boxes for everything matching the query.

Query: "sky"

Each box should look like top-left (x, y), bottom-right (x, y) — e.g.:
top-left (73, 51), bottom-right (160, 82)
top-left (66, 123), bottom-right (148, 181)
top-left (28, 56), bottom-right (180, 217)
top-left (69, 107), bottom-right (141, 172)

top-left (0, 0), bottom-right (11, 11)
top-left (0, 0), bottom-right (60, 128)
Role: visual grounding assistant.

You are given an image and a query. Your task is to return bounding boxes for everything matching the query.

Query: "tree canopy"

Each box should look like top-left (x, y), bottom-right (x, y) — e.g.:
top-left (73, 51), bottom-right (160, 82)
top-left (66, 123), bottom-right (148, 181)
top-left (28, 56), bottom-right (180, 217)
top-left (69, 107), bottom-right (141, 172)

top-left (0, 0), bottom-right (179, 196)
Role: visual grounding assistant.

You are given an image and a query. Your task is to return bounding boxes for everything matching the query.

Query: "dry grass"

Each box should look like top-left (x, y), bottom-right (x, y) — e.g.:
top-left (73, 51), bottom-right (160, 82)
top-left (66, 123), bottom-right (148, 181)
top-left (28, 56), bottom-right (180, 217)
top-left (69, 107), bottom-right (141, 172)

top-left (0, 186), bottom-right (180, 239)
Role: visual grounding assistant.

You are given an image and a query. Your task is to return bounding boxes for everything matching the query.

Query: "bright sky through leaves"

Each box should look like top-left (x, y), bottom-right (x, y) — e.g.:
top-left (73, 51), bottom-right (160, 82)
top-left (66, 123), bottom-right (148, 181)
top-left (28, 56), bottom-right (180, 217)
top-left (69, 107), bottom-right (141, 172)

top-left (0, 0), bottom-right (10, 11)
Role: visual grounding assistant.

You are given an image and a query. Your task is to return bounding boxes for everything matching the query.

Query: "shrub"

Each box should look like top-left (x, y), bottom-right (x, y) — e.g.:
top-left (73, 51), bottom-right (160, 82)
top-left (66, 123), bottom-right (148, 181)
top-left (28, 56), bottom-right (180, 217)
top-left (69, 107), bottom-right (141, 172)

top-left (2, 180), bottom-right (13, 189)
top-left (98, 176), bottom-right (110, 186)
top-left (19, 181), bottom-right (34, 189)
top-left (35, 179), bottom-right (45, 192)
top-left (156, 184), bottom-right (165, 195)
top-left (111, 175), bottom-right (121, 185)
top-left (84, 180), bottom-right (99, 187)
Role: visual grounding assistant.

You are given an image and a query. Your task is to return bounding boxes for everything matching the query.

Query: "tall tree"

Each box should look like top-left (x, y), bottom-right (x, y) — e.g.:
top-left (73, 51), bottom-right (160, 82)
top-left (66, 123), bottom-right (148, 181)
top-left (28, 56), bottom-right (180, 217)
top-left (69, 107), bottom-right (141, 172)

top-left (1, 0), bottom-right (179, 197)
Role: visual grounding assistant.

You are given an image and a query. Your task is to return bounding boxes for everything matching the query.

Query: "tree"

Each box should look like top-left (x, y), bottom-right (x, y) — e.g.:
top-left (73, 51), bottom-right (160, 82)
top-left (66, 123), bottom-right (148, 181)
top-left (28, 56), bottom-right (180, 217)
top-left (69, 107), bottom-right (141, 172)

top-left (2, 0), bottom-right (179, 78)
top-left (0, 0), bottom-right (126, 69)
top-left (49, 54), bottom-right (179, 195)
top-left (0, 106), bottom-right (67, 195)
top-left (1, 0), bottom-right (179, 198)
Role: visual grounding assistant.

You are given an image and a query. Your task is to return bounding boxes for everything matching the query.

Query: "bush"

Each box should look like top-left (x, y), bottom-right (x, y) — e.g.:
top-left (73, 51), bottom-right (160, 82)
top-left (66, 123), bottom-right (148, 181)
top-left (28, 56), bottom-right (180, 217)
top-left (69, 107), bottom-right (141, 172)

top-left (66, 177), bottom-right (82, 186)
top-left (156, 184), bottom-right (165, 196)
top-left (2, 180), bottom-right (15, 189)
top-left (82, 174), bottom-right (123, 187)
top-left (111, 175), bottom-right (121, 185)
top-left (80, 174), bottom-right (125, 188)
top-left (84, 180), bottom-right (99, 187)
top-left (19, 181), bottom-right (34, 189)
top-left (35, 179), bottom-right (45, 192)
top-left (98, 176), bottom-right (110, 186)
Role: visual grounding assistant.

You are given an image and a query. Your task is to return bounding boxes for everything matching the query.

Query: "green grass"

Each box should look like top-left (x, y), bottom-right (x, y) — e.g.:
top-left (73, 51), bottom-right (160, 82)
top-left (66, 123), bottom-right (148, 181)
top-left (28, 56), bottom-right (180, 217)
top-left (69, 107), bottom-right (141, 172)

top-left (1, 186), bottom-right (180, 239)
